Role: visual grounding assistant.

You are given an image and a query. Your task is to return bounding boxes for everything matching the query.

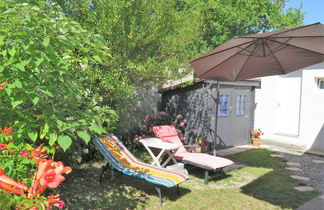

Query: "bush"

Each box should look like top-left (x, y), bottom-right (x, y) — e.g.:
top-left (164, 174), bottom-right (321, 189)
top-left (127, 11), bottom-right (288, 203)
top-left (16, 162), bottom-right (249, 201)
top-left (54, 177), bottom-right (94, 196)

top-left (127, 112), bottom-right (188, 144)
top-left (0, 1), bottom-right (118, 153)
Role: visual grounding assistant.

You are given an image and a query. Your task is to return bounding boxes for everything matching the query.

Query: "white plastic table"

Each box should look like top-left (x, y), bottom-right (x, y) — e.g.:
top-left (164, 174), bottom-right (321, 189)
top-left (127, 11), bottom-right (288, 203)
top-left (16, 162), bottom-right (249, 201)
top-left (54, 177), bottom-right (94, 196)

top-left (139, 138), bottom-right (180, 167)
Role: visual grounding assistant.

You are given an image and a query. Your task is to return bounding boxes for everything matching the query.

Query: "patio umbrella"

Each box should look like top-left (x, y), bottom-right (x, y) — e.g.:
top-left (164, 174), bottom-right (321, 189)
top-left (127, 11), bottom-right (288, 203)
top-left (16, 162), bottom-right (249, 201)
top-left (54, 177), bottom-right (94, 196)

top-left (191, 22), bottom-right (324, 81)
top-left (190, 22), bottom-right (324, 155)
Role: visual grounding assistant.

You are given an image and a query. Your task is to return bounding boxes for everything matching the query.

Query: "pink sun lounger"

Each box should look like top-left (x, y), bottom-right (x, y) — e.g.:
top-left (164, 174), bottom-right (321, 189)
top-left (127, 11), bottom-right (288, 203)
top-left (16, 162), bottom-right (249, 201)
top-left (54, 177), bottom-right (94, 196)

top-left (153, 125), bottom-right (234, 184)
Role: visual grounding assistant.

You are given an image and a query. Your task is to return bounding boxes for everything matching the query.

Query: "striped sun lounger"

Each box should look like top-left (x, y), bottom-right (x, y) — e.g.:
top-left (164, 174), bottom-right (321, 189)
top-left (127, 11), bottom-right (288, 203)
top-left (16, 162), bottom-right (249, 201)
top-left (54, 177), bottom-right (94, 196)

top-left (93, 134), bottom-right (189, 205)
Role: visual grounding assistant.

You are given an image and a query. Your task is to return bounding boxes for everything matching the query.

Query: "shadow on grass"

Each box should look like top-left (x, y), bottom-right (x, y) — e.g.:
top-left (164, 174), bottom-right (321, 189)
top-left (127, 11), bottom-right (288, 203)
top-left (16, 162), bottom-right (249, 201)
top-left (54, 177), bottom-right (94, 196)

top-left (228, 149), bottom-right (319, 209)
top-left (56, 165), bottom-right (190, 209)
top-left (185, 166), bottom-right (232, 182)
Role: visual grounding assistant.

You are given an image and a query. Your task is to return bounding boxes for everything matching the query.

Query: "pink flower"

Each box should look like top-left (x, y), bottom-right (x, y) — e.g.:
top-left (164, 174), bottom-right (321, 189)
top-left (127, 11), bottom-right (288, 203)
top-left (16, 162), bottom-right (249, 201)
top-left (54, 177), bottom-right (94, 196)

top-left (47, 194), bottom-right (65, 209)
top-left (53, 200), bottom-right (65, 209)
top-left (176, 114), bottom-right (183, 120)
top-left (179, 122), bottom-right (185, 127)
top-left (0, 144), bottom-right (7, 150)
top-left (40, 169), bottom-right (65, 188)
top-left (183, 120), bottom-right (188, 124)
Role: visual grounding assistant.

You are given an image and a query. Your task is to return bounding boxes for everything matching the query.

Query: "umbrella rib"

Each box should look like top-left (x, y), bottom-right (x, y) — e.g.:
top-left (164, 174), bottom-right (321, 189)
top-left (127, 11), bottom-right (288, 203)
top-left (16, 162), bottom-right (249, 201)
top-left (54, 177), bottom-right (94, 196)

top-left (263, 41), bottom-right (286, 73)
top-left (270, 35), bottom-right (324, 38)
top-left (199, 42), bottom-right (255, 78)
top-left (266, 37), bottom-right (324, 56)
top-left (190, 40), bottom-right (255, 62)
top-left (234, 43), bottom-right (260, 81)
top-left (262, 39), bottom-right (266, 57)
top-left (264, 38), bottom-right (291, 55)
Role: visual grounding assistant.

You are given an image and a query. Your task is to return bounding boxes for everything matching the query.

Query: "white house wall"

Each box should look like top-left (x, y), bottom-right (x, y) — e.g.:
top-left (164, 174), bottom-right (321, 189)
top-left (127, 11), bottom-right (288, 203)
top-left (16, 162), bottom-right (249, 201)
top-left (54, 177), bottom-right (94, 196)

top-left (254, 62), bottom-right (324, 153)
top-left (299, 63), bottom-right (324, 152)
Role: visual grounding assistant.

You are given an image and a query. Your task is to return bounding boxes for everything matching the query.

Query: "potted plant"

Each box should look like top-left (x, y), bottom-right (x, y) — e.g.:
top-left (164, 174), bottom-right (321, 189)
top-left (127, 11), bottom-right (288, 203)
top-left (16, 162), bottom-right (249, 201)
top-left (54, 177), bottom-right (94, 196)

top-left (194, 135), bottom-right (207, 153)
top-left (250, 128), bottom-right (263, 146)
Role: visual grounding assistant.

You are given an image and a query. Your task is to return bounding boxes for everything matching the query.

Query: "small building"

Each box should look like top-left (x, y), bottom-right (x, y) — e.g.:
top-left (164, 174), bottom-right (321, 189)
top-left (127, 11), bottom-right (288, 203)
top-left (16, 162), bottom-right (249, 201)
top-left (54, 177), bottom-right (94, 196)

top-left (161, 79), bottom-right (260, 148)
top-left (254, 62), bottom-right (324, 155)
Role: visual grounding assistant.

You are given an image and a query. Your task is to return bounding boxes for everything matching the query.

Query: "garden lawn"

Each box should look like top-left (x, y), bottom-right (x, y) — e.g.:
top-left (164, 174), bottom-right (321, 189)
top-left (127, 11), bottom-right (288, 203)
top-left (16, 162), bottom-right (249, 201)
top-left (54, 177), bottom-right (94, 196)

top-left (56, 149), bottom-right (319, 209)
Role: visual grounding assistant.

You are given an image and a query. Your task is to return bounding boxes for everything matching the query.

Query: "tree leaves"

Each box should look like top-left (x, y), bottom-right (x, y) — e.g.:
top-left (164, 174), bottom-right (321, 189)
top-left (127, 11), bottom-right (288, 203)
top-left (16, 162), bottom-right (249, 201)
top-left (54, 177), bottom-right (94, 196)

top-left (28, 131), bottom-right (38, 142)
top-left (10, 95), bottom-right (23, 108)
top-left (58, 135), bottom-right (72, 152)
top-left (42, 37), bottom-right (50, 47)
top-left (49, 133), bottom-right (58, 146)
top-left (77, 131), bottom-right (91, 144)
top-left (89, 124), bottom-right (106, 135)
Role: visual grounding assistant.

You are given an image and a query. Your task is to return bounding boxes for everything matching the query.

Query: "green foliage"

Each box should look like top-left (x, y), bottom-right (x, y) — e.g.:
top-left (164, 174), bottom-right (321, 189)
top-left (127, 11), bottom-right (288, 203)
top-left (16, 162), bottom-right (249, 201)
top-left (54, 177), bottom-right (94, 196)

top-left (201, 0), bottom-right (304, 48)
top-left (0, 190), bottom-right (14, 209)
top-left (0, 1), bottom-right (119, 151)
top-left (55, 0), bottom-right (204, 84)
top-left (0, 129), bottom-right (37, 186)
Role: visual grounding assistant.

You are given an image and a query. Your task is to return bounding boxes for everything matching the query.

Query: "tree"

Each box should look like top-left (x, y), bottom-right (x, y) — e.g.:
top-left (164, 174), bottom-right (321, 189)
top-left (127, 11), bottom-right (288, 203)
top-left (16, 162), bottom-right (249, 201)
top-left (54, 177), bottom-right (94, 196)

top-left (54, 0), bottom-right (205, 85)
top-left (201, 0), bottom-right (304, 48)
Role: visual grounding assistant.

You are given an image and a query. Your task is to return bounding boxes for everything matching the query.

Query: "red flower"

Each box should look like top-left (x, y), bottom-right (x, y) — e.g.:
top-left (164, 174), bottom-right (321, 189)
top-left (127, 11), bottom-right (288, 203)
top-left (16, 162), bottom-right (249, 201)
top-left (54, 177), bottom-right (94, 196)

top-left (200, 141), bottom-right (206, 147)
top-left (249, 130), bottom-right (253, 135)
top-left (0, 82), bottom-right (7, 90)
top-left (0, 144), bottom-right (7, 150)
top-left (55, 145), bottom-right (61, 150)
top-left (3, 127), bottom-right (12, 136)
top-left (19, 152), bottom-right (29, 157)
top-left (9, 151), bottom-right (14, 156)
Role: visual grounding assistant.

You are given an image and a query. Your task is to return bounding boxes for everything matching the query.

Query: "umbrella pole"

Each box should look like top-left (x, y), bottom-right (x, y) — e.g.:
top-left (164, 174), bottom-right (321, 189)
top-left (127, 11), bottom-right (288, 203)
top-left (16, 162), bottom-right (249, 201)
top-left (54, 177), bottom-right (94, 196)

top-left (213, 81), bottom-right (220, 156)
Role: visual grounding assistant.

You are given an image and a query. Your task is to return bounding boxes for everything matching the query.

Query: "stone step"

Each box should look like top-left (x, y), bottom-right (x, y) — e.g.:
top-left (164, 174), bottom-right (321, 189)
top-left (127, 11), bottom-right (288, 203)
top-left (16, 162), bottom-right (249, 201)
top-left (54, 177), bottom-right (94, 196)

top-left (312, 160), bottom-right (324, 164)
top-left (294, 186), bottom-right (314, 192)
top-left (291, 175), bottom-right (310, 181)
top-left (271, 154), bottom-right (284, 158)
top-left (286, 167), bottom-right (301, 171)
top-left (287, 162), bottom-right (301, 166)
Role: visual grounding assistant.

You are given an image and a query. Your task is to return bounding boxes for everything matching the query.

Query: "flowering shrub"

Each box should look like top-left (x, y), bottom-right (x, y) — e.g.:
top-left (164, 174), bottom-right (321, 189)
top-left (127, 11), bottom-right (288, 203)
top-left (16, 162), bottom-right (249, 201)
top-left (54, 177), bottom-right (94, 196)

top-left (0, 158), bottom-right (71, 209)
top-left (0, 127), bottom-right (58, 187)
top-left (0, 122), bottom-right (70, 209)
top-left (133, 112), bottom-right (188, 142)
top-left (250, 128), bottom-right (264, 139)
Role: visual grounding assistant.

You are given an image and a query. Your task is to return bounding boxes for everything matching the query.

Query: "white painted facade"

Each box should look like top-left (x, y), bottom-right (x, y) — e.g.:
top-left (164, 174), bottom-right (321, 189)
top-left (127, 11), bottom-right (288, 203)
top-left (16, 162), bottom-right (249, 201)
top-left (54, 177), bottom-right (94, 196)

top-left (254, 62), bottom-right (324, 154)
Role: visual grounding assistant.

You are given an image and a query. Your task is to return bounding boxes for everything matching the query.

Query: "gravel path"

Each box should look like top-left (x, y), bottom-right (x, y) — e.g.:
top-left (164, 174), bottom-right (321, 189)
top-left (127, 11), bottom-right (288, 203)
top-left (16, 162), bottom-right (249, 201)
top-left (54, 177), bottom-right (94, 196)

top-left (281, 152), bottom-right (324, 193)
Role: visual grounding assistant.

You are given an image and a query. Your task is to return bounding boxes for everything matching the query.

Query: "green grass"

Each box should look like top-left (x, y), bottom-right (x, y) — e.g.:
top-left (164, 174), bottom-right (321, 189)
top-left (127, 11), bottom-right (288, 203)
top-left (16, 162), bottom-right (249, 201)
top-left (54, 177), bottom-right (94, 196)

top-left (57, 149), bottom-right (319, 209)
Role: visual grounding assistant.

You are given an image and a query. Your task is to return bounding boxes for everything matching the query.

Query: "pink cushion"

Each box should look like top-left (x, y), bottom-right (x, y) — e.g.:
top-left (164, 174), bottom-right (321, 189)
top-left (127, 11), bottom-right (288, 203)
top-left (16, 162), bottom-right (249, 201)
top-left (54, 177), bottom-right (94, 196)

top-left (153, 125), bottom-right (187, 154)
top-left (175, 153), bottom-right (234, 170)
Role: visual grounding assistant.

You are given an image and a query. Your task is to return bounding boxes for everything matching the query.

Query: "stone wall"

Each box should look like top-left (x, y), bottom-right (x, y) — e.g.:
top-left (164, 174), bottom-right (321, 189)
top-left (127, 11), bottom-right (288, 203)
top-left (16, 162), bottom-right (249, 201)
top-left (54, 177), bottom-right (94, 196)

top-left (117, 86), bottom-right (162, 134)
top-left (162, 81), bottom-right (210, 143)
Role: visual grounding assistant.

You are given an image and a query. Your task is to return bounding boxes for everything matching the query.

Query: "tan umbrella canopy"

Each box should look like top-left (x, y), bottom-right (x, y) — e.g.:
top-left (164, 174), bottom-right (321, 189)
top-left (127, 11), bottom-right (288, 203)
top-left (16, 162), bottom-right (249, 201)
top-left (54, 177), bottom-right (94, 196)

top-left (190, 22), bottom-right (324, 81)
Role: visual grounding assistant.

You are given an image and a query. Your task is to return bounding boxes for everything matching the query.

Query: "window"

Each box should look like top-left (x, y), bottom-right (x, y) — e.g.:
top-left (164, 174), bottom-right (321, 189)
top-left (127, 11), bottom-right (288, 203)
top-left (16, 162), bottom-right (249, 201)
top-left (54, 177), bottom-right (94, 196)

top-left (218, 95), bottom-right (229, 116)
top-left (236, 95), bottom-right (247, 115)
top-left (318, 78), bottom-right (324, 89)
